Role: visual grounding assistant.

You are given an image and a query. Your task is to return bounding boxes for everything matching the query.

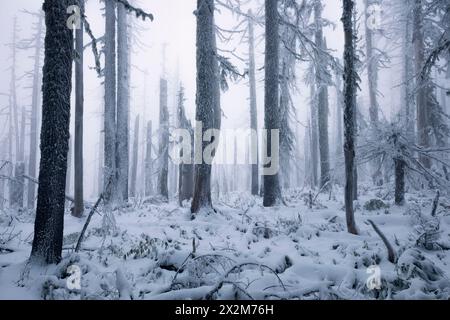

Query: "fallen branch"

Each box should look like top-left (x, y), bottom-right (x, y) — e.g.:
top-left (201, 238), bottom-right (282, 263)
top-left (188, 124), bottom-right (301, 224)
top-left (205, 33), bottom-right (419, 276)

top-left (74, 179), bottom-right (111, 252)
top-left (367, 220), bottom-right (397, 264)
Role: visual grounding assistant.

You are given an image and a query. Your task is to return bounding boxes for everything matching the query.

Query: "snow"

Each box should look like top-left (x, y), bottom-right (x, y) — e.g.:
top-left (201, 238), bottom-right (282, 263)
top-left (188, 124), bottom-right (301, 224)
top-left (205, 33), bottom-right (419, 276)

top-left (1, 186), bottom-right (450, 300)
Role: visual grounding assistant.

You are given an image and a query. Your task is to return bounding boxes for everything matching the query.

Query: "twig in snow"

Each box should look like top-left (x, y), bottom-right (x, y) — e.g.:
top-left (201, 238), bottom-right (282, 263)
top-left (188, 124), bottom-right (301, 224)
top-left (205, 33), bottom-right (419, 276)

top-left (367, 220), bottom-right (397, 264)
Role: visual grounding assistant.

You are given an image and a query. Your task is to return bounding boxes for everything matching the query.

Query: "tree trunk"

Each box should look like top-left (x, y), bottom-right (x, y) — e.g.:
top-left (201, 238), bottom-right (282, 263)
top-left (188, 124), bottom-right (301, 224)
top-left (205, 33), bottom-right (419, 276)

top-left (145, 121), bottom-right (153, 197)
top-left (130, 115), bottom-right (139, 198)
top-left (394, 158), bottom-right (406, 205)
top-left (65, 134), bottom-right (72, 196)
top-left (191, 0), bottom-right (221, 214)
top-left (116, 2), bottom-right (130, 202)
top-left (314, 2), bottom-right (330, 189)
top-left (104, 0), bottom-right (117, 203)
top-left (177, 87), bottom-right (194, 205)
top-left (31, 0), bottom-right (74, 264)
top-left (413, 0), bottom-right (431, 169)
top-left (248, 10), bottom-right (259, 196)
top-left (263, 0), bottom-right (282, 207)
top-left (342, 0), bottom-right (358, 235)
top-left (310, 83), bottom-right (319, 187)
top-left (158, 78), bottom-right (169, 200)
top-left (73, 0), bottom-right (84, 218)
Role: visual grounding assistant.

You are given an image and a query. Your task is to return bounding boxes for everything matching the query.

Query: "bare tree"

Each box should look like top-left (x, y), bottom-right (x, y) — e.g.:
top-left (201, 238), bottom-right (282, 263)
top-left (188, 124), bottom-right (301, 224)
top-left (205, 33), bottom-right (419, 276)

top-left (191, 0), bottom-right (222, 214)
top-left (31, 0), bottom-right (74, 264)
top-left (248, 10), bottom-right (259, 196)
top-left (116, 1), bottom-right (130, 202)
top-left (104, 0), bottom-right (117, 203)
top-left (73, 0), bottom-right (85, 218)
top-left (342, 0), bottom-right (359, 235)
top-left (158, 78), bottom-right (169, 201)
top-left (130, 115), bottom-right (139, 198)
top-left (145, 120), bottom-right (153, 197)
top-left (263, 0), bottom-right (282, 207)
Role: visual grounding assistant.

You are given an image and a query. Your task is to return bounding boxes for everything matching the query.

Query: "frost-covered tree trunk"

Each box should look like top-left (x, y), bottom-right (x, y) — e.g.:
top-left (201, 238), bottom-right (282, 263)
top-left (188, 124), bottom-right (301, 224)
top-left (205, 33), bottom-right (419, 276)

top-left (342, 0), bottom-right (358, 235)
top-left (104, 0), bottom-right (117, 202)
top-left (73, 0), bottom-right (84, 218)
top-left (98, 124), bottom-right (104, 197)
top-left (177, 87), bottom-right (194, 205)
top-left (158, 78), bottom-right (169, 201)
top-left (31, 0), bottom-right (73, 264)
top-left (145, 121), bottom-right (153, 197)
top-left (279, 24), bottom-right (295, 190)
top-left (309, 83), bottom-right (319, 187)
top-left (263, 0), bottom-right (282, 207)
top-left (248, 11), bottom-right (259, 196)
top-left (130, 115), bottom-right (139, 198)
top-left (27, 13), bottom-right (44, 209)
top-left (116, 2), bottom-right (130, 202)
top-left (402, 5), bottom-right (415, 141)
top-left (314, 1), bottom-right (330, 189)
top-left (191, 0), bottom-right (221, 214)
top-left (413, 0), bottom-right (431, 169)
top-left (334, 69), bottom-right (344, 162)
top-left (9, 17), bottom-right (21, 208)
top-left (364, 0), bottom-right (382, 185)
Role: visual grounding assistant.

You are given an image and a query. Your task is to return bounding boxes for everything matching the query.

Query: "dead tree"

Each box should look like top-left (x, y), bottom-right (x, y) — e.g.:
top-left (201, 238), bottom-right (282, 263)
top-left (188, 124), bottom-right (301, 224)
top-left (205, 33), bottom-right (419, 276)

top-left (342, 0), bottom-right (359, 235)
top-left (145, 120), bottom-right (153, 197)
top-left (191, 0), bottom-right (222, 214)
top-left (130, 115), bottom-right (140, 198)
top-left (73, 0), bottom-right (85, 218)
top-left (31, 0), bottom-right (74, 264)
top-left (158, 78), bottom-right (169, 201)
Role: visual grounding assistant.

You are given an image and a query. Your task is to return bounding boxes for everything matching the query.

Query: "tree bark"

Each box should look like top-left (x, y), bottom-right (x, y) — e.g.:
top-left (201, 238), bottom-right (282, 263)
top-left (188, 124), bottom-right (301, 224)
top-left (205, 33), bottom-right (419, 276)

top-left (394, 158), bottom-right (406, 205)
top-left (31, 0), bottom-right (74, 264)
top-left (342, 0), bottom-right (358, 235)
top-left (73, 0), bottom-right (84, 218)
top-left (263, 0), bottom-right (282, 207)
top-left (314, 2), bottom-right (330, 189)
top-left (116, 2), bottom-right (130, 202)
top-left (104, 0), bottom-right (117, 203)
top-left (191, 0), bottom-right (221, 214)
top-left (413, 0), bottom-right (431, 169)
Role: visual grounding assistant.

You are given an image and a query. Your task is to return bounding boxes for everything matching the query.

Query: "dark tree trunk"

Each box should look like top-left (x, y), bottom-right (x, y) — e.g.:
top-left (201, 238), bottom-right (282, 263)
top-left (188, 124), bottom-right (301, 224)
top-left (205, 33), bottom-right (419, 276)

top-left (263, 0), bottom-right (282, 207)
top-left (342, 0), bottom-right (358, 235)
top-left (191, 0), bottom-right (221, 214)
top-left (73, 0), bottom-right (84, 218)
top-left (394, 158), bottom-right (406, 205)
top-left (31, 0), bottom-right (74, 264)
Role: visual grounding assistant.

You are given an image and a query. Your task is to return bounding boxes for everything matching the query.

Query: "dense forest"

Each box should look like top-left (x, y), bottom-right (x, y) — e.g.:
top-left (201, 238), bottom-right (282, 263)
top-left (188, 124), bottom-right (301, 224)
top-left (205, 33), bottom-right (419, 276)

top-left (0, 0), bottom-right (449, 300)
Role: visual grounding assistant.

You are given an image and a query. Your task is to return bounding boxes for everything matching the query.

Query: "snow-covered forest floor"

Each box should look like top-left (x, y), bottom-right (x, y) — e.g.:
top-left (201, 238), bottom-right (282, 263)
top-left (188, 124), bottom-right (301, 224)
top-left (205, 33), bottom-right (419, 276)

top-left (1, 185), bottom-right (450, 300)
